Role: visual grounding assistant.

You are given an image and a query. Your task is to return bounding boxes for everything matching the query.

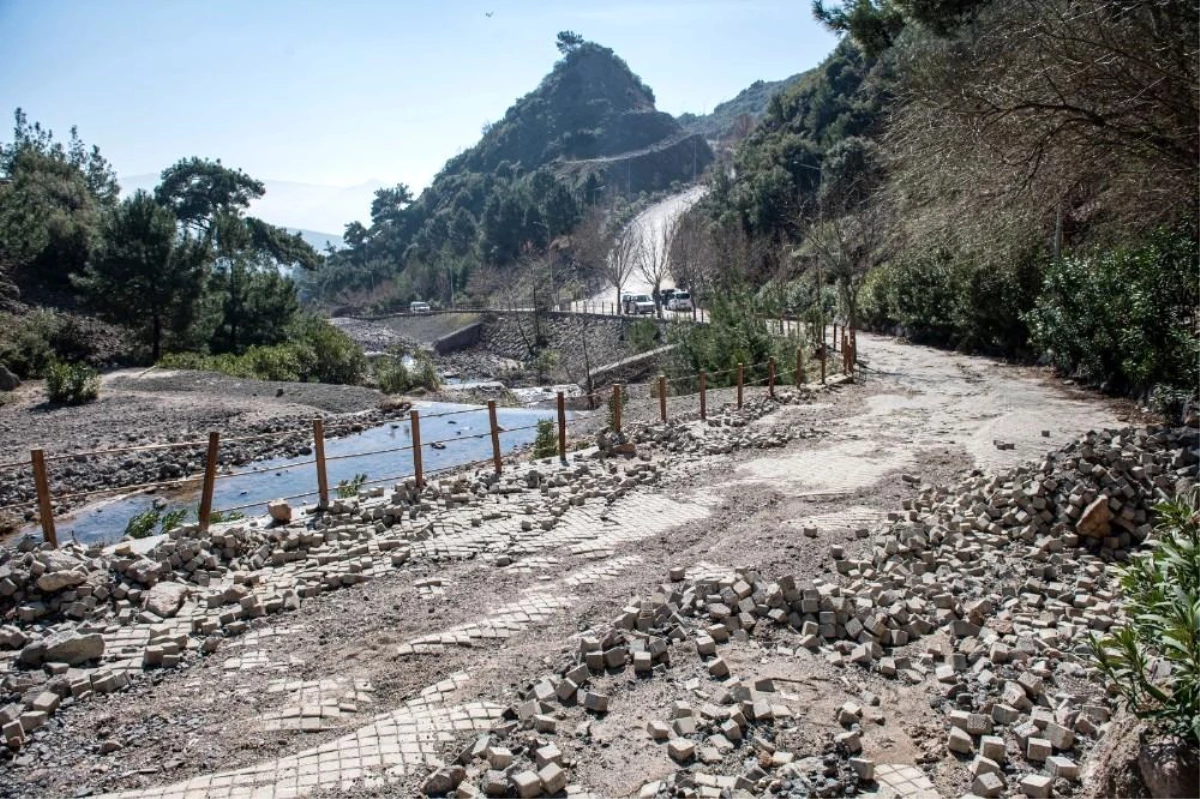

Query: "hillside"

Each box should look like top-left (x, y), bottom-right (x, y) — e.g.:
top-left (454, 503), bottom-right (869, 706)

top-left (311, 37), bottom-right (715, 307)
top-left (677, 70), bottom-right (813, 142)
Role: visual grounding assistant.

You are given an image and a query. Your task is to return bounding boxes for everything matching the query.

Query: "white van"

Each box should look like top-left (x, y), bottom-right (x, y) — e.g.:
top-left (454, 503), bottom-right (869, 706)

top-left (409, 301), bottom-right (432, 314)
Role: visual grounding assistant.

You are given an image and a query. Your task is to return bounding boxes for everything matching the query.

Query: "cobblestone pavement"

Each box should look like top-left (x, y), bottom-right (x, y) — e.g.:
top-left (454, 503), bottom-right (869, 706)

top-left (37, 333), bottom-right (1124, 799)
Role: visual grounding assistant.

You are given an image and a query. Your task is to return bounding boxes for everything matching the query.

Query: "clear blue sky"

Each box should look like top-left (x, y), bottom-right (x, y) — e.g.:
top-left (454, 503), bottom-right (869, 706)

top-left (0, 0), bottom-right (839, 229)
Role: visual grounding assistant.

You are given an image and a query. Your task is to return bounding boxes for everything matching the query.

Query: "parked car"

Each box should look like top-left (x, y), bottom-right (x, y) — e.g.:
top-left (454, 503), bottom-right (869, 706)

top-left (409, 301), bottom-right (432, 314)
top-left (622, 293), bottom-right (656, 315)
top-left (667, 291), bottom-right (693, 312)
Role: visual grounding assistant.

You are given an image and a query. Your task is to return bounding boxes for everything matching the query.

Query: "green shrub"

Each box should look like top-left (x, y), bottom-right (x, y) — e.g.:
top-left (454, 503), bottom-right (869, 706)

top-left (1088, 487), bottom-right (1200, 745)
top-left (532, 349), bottom-right (559, 382)
top-left (375, 356), bottom-right (411, 394)
top-left (531, 418), bottom-right (558, 460)
top-left (124, 509), bottom-right (160, 539)
top-left (373, 350), bottom-right (439, 394)
top-left (629, 320), bottom-right (659, 353)
top-left (0, 310), bottom-right (62, 378)
top-left (123, 505), bottom-right (188, 539)
top-left (1028, 226), bottom-right (1199, 396)
top-left (293, 315), bottom-right (367, 384)
top-left (157, 317), bottom-right (367, 386)
top-left (667, 287), bottom-right (796, 388)
top-left (336, 473), bottom-right (367, 498)
top-left (45, 360), bottom-right (100, 405)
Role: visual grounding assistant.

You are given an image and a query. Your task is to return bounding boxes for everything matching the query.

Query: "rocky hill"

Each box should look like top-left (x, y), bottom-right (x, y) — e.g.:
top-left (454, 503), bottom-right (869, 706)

top-left (320, 38), bottom-right (715, 292)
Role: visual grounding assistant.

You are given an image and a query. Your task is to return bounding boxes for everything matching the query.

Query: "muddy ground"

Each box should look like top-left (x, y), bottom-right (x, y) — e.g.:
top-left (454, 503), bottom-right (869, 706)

top-left (0, 333), bottom-right (1137, 799)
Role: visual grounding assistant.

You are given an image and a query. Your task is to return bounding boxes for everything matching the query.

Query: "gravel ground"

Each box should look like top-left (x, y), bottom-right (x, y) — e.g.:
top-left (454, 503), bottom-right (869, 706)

top-left (0, 368), bottom-right (399, 532)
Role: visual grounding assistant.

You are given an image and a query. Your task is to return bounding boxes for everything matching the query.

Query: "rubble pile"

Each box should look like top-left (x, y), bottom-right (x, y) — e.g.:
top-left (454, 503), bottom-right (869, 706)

top-left (465, 424), bottom-right (1195, 798)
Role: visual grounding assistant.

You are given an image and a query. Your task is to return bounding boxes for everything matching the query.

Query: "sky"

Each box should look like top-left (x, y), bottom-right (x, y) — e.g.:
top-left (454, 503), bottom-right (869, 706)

top-left (0, 0), bottom-right (840, 233)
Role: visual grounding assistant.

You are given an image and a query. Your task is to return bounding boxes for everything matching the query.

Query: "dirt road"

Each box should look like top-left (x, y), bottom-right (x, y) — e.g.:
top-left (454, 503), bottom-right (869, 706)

top-left (1, 334), bottom-right (1128, 799)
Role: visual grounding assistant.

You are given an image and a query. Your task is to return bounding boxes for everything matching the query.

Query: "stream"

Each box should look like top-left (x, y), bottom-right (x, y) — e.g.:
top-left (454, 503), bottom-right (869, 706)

top-left (41, 401), bottom-right (567, 545)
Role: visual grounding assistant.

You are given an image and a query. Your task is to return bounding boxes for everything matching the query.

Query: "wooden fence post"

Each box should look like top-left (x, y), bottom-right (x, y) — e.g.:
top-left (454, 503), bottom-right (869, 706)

top-left (699, 370), bottom-right (707, 420)
top-left (612, 384), bottom-right (622, 434)
top-left (556, 392), bottom-right (568, 463)
top-left (736, 363), bottom-right (744, 409)
top-left (795, 347), bottom-right (804, 387)
top-left (313, 419), bottom-right (329, 508)
top-left (410, 410), bottom-right (424, 488)
top-left (833, 323), bottom-right (839, 352)
top-left (768, 358), bottom-right (776, 398)
top-left (820, 347), bottom-right (827, 384)
top-left (657, 375), bottom-right (667, 422)
top-left (488, 400), bottom-right (503, 474)
top-left (198, 431), bottom-right (220, 531)
top-left (30, 448), bottom-right (57, 548)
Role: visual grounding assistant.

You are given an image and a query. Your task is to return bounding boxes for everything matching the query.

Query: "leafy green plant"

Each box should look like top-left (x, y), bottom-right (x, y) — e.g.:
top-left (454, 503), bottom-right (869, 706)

top-left (667, 287), bottom-right (796, 389)
top-left (373, 349), bottom-right (439, 394)
top-left (123, 506), bottom-right (190, 539)
top-left (532, 349), bottom-right (559, 383)
top-left (1088, 487), bottom-right (1200, 745)
top-left (44, 360), bottom-right (100, 405)
top-left (629, 320), bottom-right (659, 353)
top-left (531, 418), bottom-right (558, 460)
top-left (336, 473), bottom-right (368, 498)
top-left (1028, 226), bottom-right (1199, 396)
top-left (209, 509), bottom-right (245, 523)
top-left (157, 316), bottom-right (367, 386)
top-left (159, 507), bottom-right (188, 533)
top-left (374, 355), bottom-right (411, 394)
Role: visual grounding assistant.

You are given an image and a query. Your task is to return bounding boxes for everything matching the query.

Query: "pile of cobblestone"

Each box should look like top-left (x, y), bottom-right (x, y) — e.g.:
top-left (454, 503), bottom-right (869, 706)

top-left (465, 423), bottom-right (1195, 798)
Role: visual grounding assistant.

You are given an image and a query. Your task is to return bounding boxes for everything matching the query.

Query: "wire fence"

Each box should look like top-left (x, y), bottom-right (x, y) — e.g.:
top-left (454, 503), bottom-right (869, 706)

top-left (6, 329), bottom-right (859, 548)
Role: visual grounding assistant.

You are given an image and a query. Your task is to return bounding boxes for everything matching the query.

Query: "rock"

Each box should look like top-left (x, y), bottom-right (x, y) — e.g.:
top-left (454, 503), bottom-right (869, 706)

top-left (1077, 495), bottom-right (1112, 537)
top-left (144, 581), bottom-right (189, 618)
top-left (972, 772), bottom-right (1005, 798)
top-left (668, 738), bottom-right (695, 763)
top-left (42, 630), bottom-right (104, 665)
top-left (1020, 774), bottom-right (1053, 799)
top-left (1139, 735), bottom-right (1200, 799)
top-left (948, 727), bottom-right (974, 754)
top-left (36, 569), bottom-right (86, 592)
top-left (422, 766), bottom-right (466, 796)
top-left (0, 364), bottom-right (19, 391)
top-left (268, 499), bottom-right (292, 523)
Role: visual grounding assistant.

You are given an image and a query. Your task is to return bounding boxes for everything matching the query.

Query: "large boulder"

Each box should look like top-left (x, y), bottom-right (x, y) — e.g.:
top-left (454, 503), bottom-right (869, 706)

top-left (0, 364), bottom-right (19, 392)
top-left (144, 581), bottom-right (189, 618)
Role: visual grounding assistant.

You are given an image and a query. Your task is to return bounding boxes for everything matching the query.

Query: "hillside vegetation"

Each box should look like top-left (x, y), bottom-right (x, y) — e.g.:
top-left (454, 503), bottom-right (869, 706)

top-left (677, 70), bottom-right (813, 143)
top-left (688, 0), bottom-right (1197, 411)
top-left (0, 113), bottom-right (364, 390)
top-left (304, 34), bottom-right (713, 312)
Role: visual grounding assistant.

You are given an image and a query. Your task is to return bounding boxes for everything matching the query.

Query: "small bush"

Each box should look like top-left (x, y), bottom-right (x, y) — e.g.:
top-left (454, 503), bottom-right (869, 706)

top-left (45, 360), bottom-right (100, 405)
top-left (1028, 226), bottom-right (1199, 396)
top-left (532, 349), bottom-right (560, 382)
top-left (373, 350), bottom-right (440, 394)
top-left (123, 505), bottom-right (188, 539)
top-left (157, 317), bottom-right (368, 386)
top-left (336, 473), bottom-right (368, 498)
top-left (531, 418), bottom-right (558, 460)
top-left (1088, 487), bottom-right (1200, 745)
top-left (629, 320), bottom-right (659, 353)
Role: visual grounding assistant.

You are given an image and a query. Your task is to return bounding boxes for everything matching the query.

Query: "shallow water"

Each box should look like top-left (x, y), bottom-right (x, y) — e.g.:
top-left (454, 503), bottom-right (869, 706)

top-left (46, 401), bottom-right (565, 545)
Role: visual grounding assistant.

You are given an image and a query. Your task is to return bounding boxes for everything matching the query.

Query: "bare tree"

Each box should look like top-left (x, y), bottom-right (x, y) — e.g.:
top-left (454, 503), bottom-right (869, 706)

top-left (887, 0), bottom-right (1198, 248)
top-left (605, 222), bottom-right (640, 313)
top-left (795, 199), bottom-right (891, 332)
top-left (669, 211), bottom-right (709, 321)
top-left (636, 216), bottom-right (679, 318)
